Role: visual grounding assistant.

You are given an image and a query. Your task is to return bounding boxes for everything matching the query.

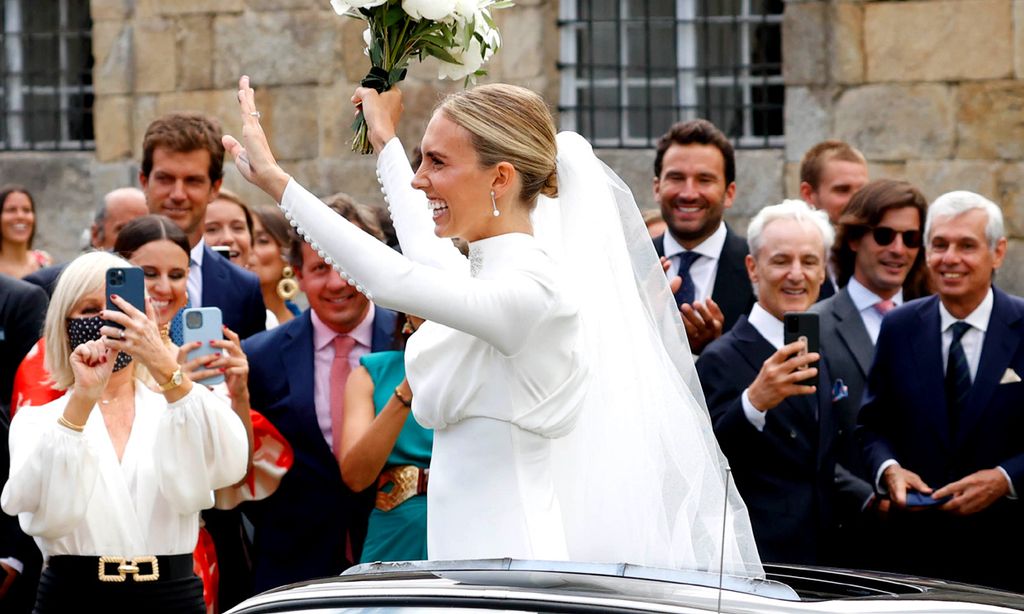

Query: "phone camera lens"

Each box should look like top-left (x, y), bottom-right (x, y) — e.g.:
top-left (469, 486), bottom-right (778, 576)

top-left (185, 311), bottom-right (203, 329)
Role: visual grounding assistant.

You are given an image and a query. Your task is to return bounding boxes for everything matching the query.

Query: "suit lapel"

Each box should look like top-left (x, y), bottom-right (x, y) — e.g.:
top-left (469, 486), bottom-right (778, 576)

top-left (653, 234), bottom-right (666, 259)
top-left (712, 228), bottom-right (754, 332)
top-left (201, 245), bottom-right (229, 308)
top-left (956, 288), bottom-right (1022, 447)
top-left (911, 298), bottom-right (951, 447)
top-left (281, 313), bottom-right (324, 448)
top-left (833, 289), bottom-right (874, 377)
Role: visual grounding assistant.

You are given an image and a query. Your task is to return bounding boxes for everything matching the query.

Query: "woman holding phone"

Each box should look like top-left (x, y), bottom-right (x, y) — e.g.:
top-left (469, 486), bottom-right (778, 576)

top-left (0, 250), bottom-right (247, 612)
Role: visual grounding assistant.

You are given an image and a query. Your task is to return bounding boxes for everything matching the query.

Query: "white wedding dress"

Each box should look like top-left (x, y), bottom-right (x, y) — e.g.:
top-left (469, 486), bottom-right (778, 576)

top-left (277, 133), bottom-right (763, 577)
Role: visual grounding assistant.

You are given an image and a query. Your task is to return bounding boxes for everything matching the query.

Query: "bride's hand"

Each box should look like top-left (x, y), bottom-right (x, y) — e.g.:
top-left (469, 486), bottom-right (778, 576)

top-left (222, 75), bottom-right (292, 202)
top-left (352, 87), bottom-right (404, 153)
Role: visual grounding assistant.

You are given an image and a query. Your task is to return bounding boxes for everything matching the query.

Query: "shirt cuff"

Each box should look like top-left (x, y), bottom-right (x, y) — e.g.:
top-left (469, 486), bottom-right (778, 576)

top-left (997, 466), bottom-right (1018, 500)
top-left (0, 556), bottom-right (24, 574)
top-left (741, 388), bottom-right (766, 432)
top-left (875, 459), bottom-right (899, 494)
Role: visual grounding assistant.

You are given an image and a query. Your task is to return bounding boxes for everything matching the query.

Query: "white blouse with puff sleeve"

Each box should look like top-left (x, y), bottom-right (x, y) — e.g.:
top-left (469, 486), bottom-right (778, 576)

top-left (1, 383), bottom-right (247, 559)
top-left (277, 137), bottom-right (589, 561)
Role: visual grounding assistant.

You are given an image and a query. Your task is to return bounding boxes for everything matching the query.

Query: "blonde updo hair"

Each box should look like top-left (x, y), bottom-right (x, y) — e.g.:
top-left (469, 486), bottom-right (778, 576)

top-left (438, 83), bottom-right (558, 206)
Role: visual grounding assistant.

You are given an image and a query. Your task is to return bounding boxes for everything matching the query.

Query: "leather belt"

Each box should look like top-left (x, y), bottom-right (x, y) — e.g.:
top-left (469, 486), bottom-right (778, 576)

top-left (376, 465), bottom-right (428, 512)
top-left (47, 553), bottom-right (194, 583)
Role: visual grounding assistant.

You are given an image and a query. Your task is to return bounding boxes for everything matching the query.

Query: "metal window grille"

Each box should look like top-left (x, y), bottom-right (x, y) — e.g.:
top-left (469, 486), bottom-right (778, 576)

top-left (559, 0), bottom-right (784, 149)
top-left (0, 0), bottom-right (94, 151)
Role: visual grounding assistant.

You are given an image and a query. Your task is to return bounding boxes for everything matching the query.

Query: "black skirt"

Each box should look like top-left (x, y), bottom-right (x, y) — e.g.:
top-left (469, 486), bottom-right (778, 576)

top-left (33, 554), bottom-right (204, 614)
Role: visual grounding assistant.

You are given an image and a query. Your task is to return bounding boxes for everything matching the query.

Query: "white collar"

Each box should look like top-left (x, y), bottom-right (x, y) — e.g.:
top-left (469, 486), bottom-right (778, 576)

top-left (747, 303), bottom-right (785, 350)
top-left (663, 223), bottom-right (727, 261)
top-left (939, 287), bottom-right (994, 334)
top-left (190, 237), bottom-right (205, 266)
top-left (847, 277), bottom-right (903, 312)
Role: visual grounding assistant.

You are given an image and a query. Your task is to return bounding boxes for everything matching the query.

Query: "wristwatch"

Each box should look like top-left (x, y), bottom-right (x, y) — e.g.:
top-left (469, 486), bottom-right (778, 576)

top-left (158, 367), bottom-right (184, 392)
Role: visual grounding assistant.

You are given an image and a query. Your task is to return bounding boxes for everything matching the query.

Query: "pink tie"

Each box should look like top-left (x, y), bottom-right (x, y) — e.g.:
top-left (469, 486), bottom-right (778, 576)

top-left (330, 335), bottom-right (357, 457)
top-left (874, 299), bottom-right (896, 315)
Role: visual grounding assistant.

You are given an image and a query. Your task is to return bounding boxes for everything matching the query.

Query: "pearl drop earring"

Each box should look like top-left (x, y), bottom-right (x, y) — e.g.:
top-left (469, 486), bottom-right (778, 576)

top-left (490, 190), bottom-right (500, 217)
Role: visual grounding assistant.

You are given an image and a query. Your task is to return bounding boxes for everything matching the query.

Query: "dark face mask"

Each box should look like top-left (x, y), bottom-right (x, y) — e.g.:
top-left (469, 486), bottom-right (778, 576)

top-left (66, 316), bottom-right (133, 372)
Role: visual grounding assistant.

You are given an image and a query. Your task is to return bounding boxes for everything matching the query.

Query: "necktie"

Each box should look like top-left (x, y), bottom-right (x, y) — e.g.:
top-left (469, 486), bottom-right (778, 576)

top-left (945, 321), bottom-right (972, 433)
top-left (874, 299), bottom-right (896, 316)
top-left (169, 296), bottom-right (193, 346)
top-left (673, 251), bottom-right (702, 307)
top-left (330, 335), bottom-right (357, 456)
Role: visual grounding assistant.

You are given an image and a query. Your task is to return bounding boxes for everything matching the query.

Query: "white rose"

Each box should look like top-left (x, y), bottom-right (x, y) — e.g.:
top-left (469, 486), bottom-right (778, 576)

top-left (475, 12), bottom-right (500, 56)
top-left (437, 36), bottom-right (484, 81)
top-left (452, 0), bottom-right (479, 19)
top-left (403, 0), bottom-right (458, 21)
top-left (363, 27), bottom-right (372, 56)
top-left (331, 0), bottom-right (388, 15)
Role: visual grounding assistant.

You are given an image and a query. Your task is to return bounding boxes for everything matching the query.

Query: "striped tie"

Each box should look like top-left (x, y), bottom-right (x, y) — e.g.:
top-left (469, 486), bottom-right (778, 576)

top-left (945, 321), bottom-right (972, 433)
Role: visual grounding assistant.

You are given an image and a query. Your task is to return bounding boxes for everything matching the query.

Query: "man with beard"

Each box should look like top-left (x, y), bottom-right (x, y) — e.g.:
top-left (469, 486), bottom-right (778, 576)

top-left (653, 120), bottom-right (755, 354)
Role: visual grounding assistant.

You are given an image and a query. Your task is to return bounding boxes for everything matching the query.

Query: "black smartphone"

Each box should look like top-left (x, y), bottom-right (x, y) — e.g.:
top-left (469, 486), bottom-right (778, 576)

top-left (211, 245), bottom-right (231, 258)
top-left (783, 312), bottom-right (819, 385)
top-left (105, 267), bottom-right (146, 333)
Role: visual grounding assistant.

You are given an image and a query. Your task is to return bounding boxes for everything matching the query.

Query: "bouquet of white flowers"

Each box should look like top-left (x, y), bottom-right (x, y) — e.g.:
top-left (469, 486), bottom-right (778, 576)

top-left (330, 0), bottom-right (510, 154)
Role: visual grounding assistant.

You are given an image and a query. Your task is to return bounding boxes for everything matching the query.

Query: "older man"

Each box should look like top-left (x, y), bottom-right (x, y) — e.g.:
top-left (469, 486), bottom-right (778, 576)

top-left (858, 191), bottom-right (1024, 591)
top-left (697, 200), bottom-right (845, 564)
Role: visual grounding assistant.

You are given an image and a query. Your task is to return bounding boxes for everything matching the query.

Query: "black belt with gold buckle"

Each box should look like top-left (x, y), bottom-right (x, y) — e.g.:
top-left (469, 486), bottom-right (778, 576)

top-left (46, 553), bottom-right (194, 583)
top-left (376, 465), bottom-right (428, 512)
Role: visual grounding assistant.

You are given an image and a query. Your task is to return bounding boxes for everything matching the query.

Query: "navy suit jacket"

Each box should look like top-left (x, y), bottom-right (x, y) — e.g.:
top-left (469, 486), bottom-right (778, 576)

top-left (697, 315), bottom-right (836, 565)
top-left (201, 244), bottom-right (266, 340)
top-left (857, 287), bottom-right (1024, 589)
top-left (0, 275), bottom-right (47, 416)
top-left (653, 224), bottom-right (755, 336)
top-left (22, 262), bottom-right (66, 298)
top-left (241, 307), bottom-right (397, 592)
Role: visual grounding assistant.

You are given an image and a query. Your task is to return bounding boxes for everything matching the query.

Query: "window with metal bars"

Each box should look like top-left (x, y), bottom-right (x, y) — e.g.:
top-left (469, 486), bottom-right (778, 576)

top-left (559, 0), bottom-right (783, 149)
top-left (0, 0), bottom-right (94, 151)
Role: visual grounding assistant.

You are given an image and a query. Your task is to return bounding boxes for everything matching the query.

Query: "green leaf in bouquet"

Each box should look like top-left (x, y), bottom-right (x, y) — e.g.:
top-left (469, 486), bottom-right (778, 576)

top-left (369, 36), bottom-right (383, 66)
top-left (490, 1), bottom-right (515, 9)
top-left (461, 17), bottom-right (474, 49)
top-left (424, 44), bottom-right (461, 65)
top-left (384, 4), bottom-right (405, 27)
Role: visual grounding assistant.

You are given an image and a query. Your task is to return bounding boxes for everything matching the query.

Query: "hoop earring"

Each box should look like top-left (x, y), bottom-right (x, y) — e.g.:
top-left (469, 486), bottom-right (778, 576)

top-left (401, 317), bottom-right (418, 335)
top-left (277, 265), bottom-right (299, 300)
top-left (490, 190), bottom-right (500, 217)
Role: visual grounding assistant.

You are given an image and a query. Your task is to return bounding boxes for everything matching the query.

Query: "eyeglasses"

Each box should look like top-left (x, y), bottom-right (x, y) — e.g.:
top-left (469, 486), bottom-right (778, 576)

top-left (862, 226), bottom-right (922, 249)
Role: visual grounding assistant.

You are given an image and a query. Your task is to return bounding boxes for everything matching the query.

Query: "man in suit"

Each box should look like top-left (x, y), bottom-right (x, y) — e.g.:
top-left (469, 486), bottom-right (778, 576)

top-left (799, 140), bottom-right (869, 301)
top-left (23, 187), bottom-right (148, 297)
top-left (139, 112), bottom-right (266, 340)
top-left (652, 119), bottom-right (755, 353)
top-left (858, 191), bottom-right (1024, 592)
top-left (697, 200), bottom-right (841, 564)
top-left (810, 180), bottom-right (929, 558)
top-left (242, 195), bottom-right (397, 592)
top-left (0, 275), bottom-right (47, 416)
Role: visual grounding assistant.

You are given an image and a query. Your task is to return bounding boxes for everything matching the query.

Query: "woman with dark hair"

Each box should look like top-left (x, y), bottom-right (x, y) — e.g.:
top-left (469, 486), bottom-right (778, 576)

top-left (0, 185), bottom-right (51, 278)
top-left (248, 205), bottom-right (301, 325)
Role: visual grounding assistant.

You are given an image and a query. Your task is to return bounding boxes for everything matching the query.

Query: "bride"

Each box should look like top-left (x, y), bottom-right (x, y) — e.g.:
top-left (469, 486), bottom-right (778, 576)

top-left (224, 76), bottom-right (762, 577)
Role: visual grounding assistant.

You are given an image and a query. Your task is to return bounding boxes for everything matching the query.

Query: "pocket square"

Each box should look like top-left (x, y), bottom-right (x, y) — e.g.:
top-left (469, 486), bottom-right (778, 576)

top-left (1000, 368), bottom-right (1022, 384)
top-left (831, 378), bottom-right (849, 402)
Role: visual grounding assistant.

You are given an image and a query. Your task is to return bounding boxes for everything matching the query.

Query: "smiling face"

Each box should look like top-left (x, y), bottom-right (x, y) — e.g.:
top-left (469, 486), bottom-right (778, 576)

top-left (297, 242), bottom-right (369, 334)
top-left (927, 208), bottom-right (1006, 318)
top-left (1, 191), bottom-right (34, 247)
top-left (653, 143), bottom-right (735, 249)
top-left (746, 218), bottom-right (827, 320)
top-left (249, 215), bottom-right (285, 287)
top-left (140, 147), bottom-right (221, 244)
top-left (127, 239), bottom-right (190, 326)
top-left (412, 112), bottom-right (497, 242)
top-left (806, 159), bottom-right (868, 224)
top-left (204, 198), bottom-right (252, 266)
top-left (850, 206), bottom-right (922, 299)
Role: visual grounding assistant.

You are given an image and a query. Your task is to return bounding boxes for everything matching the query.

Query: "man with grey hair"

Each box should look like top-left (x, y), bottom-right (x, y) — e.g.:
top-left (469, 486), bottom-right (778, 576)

top-left (697, 199), bottom-right (849, 564)
top-left (857, 190), bottom-right (1023, 591)
top-left (22, 187), bottom-right (148, 297)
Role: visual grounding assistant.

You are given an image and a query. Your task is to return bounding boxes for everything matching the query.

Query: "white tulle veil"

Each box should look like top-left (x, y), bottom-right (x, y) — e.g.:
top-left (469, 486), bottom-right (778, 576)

top-left (535, 132), bottom-right (764, 578)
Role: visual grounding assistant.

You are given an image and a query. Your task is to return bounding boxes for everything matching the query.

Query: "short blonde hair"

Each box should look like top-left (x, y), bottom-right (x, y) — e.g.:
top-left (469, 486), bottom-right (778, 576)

top-left (438, 83), bottom-right (558, 206)
top-left (44, 251), bottom-right (132, 390)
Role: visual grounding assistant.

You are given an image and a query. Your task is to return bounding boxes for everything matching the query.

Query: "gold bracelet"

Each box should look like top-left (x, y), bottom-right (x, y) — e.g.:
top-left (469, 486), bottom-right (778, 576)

top-left (394, 387), bottom-right (412, 407)
top-left (57, 415), bottom-right (85, 433)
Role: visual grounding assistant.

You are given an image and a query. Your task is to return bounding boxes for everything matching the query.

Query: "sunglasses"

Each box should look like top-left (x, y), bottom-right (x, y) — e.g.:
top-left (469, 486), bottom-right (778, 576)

top-left (861, 226), bottom-right (922, 249)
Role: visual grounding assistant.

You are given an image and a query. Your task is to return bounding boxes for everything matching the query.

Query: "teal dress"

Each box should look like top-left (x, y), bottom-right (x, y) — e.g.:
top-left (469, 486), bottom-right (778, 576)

top-left (358, 351), bottom-right (433, 563)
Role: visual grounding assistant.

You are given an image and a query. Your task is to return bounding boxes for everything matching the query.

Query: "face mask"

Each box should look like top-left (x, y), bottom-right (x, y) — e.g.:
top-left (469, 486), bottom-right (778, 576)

top-left (66, 316), bottom-right (133, 372)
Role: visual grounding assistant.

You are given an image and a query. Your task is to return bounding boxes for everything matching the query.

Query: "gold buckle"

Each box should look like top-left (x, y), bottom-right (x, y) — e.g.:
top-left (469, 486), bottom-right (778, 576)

top-left (376, 466), bottom-right (421, 512)
top-left (97, 555), bottom-right (160, 582)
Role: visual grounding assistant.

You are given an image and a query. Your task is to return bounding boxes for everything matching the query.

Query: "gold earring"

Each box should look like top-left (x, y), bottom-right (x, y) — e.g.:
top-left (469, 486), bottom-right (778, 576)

top-left (277, 265), bottom-right (299, 300)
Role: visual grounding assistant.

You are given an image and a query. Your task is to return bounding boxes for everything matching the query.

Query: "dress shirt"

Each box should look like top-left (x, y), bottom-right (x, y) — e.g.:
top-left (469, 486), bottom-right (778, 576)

top-left (662, 223), bottom-right (727, 303)
top-left (740, 303), bottom-right (786, 431)
top-left (311, 304), bottom-right (375, 450)
top-left (187, 238), bottom-right (205, 308)
top-left (875, 288), bottom-right (1015, 498)
top-left (846, 277), bottom-right (903, 345)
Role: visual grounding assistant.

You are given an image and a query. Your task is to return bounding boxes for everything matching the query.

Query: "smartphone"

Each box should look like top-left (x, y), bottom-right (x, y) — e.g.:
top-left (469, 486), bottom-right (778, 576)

top-left (183, 307), bottom-right (225, 386)
top-left (783, 312), bottom-right (819, 386)
top-left (105, 267), bottom-right (146, 334)
top-left (905, 491), bottom-right (951, 508)
top-left (211, 245), bottom-right (231, 259)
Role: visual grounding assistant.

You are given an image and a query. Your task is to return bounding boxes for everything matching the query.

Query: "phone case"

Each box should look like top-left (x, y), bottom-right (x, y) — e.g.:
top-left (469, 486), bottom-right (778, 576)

top-left (105, 267), bottom-right (146, 331)
top-left (905, 491), bottom-right (950, 507)
top-left (783, 312), bottom-right (820, 385)
top-left (183, 307), bottom-right (225, 386)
